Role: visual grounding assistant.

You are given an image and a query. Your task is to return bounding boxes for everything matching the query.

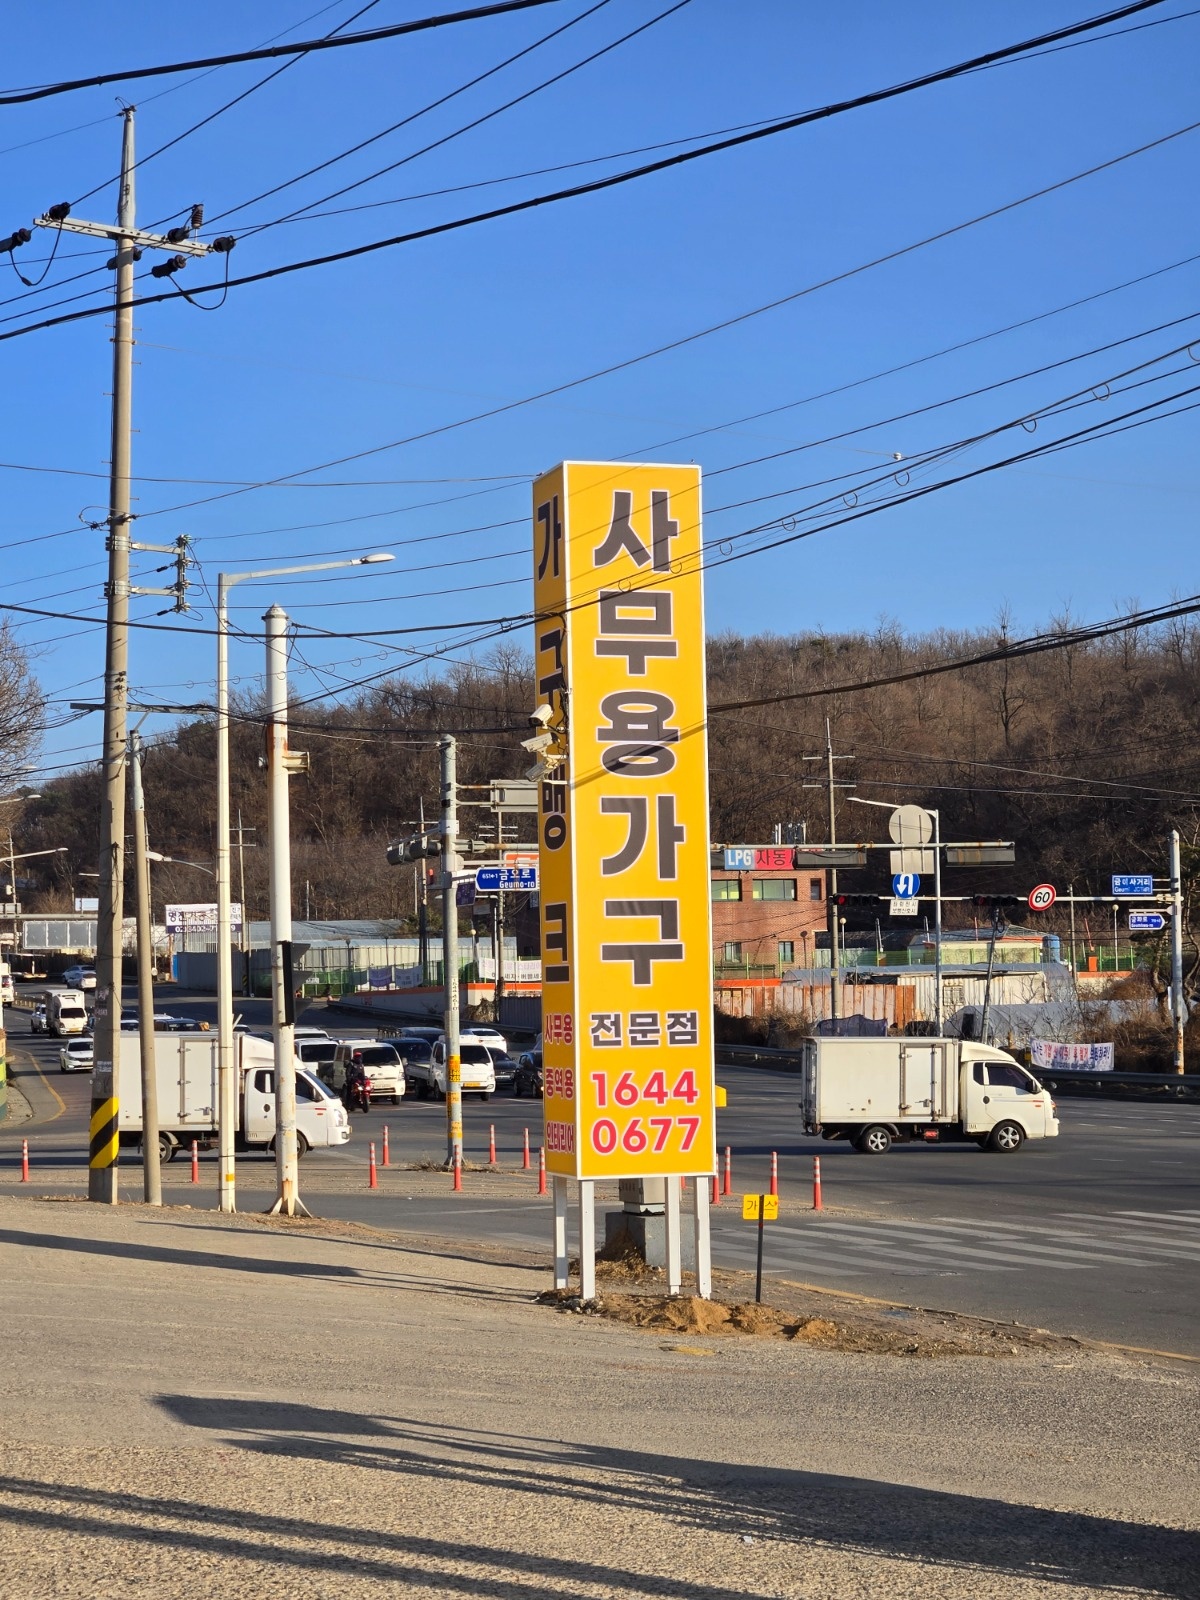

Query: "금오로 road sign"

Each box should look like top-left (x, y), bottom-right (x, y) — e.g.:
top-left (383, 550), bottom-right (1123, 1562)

top-left (1128, 911), bottom-right (1166, 932)
top-left (474, 866), bottom-right (537, 891)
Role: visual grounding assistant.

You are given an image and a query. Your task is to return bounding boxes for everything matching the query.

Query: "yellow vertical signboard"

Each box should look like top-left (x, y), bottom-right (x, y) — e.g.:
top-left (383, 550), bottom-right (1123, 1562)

top-left (533, 462), bottom-right (714, 1180)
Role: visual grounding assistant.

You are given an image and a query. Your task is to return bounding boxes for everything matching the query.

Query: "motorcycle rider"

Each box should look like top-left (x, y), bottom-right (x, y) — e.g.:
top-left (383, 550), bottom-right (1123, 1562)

top-left (343, 1053), bottom-right (370, 1112)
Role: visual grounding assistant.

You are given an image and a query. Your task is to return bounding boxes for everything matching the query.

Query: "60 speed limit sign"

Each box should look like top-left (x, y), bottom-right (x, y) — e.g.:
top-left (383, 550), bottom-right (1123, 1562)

top-left (1028, 883), bottom-right (1057, 912)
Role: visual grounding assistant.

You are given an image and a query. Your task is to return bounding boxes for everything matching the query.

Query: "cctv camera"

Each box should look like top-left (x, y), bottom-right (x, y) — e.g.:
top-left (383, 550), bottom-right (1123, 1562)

top-left (529, 703), bottom-right (553, 728)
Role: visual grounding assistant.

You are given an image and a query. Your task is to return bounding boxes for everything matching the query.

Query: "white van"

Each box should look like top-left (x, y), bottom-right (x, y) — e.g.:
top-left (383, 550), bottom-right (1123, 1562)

top-left (0, 962), bottom-right (14, 1005)
top-left (405, 1034), bottom-right (496, 1100)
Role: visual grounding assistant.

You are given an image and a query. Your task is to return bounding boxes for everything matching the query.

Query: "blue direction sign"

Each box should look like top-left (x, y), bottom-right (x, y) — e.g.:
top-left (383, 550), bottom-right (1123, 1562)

top-left (1112, 874), bottom-right (1154, 897)
top-left (892, 872), bottom-right (921, 898)
top-left (1129, 911), bottom-right (1166, 932)
top-left (475, 866), bottom-right (538, 892)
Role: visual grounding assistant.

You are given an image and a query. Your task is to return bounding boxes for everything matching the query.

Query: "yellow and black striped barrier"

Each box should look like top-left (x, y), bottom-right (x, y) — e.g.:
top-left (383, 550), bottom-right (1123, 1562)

top-left (89, 1098), bottom-right (119, 1169)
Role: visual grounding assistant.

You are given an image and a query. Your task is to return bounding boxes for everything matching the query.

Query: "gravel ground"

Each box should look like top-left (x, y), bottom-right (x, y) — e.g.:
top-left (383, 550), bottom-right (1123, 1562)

top-left (0, 1194), bottom-right (1196, 1599)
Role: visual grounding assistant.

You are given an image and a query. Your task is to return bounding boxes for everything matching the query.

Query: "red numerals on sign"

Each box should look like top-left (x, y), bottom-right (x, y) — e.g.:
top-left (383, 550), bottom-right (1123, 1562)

top-left (589, 1115), bottom-right (699, 1158)
top-left (545, 1067), bottom-right (574, 1099)
top-left (544, 1012), bottom-right (574, 1045)
top-left (590, 1069), bottom-right (704, 1109)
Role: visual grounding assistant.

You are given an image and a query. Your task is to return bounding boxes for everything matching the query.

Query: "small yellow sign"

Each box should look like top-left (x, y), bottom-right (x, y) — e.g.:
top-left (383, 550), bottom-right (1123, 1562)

top-left (742, 1194), bottom-right (779, 1221)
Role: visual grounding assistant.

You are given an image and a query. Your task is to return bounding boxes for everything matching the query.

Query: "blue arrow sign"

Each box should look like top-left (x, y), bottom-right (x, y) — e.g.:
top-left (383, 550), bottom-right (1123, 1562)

top-left (475, 866), bottom-right (538, 891)
top-left (892, 872), bottom-right (920, 898)
top-left (1112, 873), bottom-right (1154, 897)
top-left (1128, 911), bottom-right (1165, 932)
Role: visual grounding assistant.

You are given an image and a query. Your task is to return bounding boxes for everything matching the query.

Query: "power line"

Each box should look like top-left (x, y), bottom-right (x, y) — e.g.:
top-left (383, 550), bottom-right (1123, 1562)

top-left (71, 0), bottom-right (387, 207)
top-left (205, 0), bottom-right (618, 228)
top-left (0, 0), bottom-right (569, 105)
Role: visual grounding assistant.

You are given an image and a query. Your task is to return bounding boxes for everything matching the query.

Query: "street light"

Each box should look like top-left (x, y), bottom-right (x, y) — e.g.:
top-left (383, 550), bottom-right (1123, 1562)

top-left (146, 851), bottom-right (214, 875)
top-left (849, 796), bottom-right (943, 1035)
top-left (214, 553), bottom-right (393, 1213)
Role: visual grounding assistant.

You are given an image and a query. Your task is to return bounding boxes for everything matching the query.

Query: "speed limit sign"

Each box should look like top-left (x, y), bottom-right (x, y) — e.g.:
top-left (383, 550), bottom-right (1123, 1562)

top-left (1028, 883), bottom-right (1057, 912)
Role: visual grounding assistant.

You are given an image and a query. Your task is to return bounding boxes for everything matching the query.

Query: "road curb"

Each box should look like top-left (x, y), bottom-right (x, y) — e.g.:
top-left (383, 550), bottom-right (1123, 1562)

top-left (3, 1047), bottom-right (66, 1127)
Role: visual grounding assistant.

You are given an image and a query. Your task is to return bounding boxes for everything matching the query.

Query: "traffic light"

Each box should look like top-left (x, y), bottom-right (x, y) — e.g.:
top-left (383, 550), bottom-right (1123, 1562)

top-left (834, 894), bottom-right (880, 909)
top-left (968, 895), bottom-right (1023, 909)
top-left (386, 833), bottom-right (442, 866)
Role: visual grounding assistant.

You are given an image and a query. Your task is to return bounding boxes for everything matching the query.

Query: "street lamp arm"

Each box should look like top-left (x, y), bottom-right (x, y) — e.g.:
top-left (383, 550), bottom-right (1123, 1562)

top-left (146, 851), bottom-right (215, 876)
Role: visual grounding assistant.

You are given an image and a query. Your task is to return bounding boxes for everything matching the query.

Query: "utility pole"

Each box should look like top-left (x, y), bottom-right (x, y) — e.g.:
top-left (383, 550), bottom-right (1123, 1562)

top-left (801, 720), bottom-right (853, 1027)
top-left (440, 735), bottom-right (463, 1169)
top-left (35, 111), bottom-right (228, 1203)
top-left (265, 605), bottom-right (310, 1217)
top-left (1170, 829), bottom-right (1186, 1074)
top-left (236, 810), bottom-right (253, 995)
top-left (128, 729), bottom-right (161, 1205)
top-left (417, 795), bottom-right (429, 983)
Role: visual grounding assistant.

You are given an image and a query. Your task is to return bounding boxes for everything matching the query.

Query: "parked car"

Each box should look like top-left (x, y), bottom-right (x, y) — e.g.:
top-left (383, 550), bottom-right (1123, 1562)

top-left (293, 1026), bottom-right (332, 1043)
top-left (30, 1004), bottom-right (48, 1035)
top-left (484, 1047), bottom-right (518, 1089)
top-left (62, 966), bottom-right (97, 991)
top-left (384, 1025), bottom-right (441, 1045)
top-left (59, 1037), bottom-right (94, 1073)
top-left (513, 1049), bottom-right (543, 1098)
top-left (296, 1038), bottom-right (338, 1076)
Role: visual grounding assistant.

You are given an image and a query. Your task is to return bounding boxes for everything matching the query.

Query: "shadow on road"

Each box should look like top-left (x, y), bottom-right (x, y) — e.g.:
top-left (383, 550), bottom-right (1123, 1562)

top-left (0, 1228), bottom-right (358, 1280)
top-left (0, 1400), bottom-right (1192, 1597)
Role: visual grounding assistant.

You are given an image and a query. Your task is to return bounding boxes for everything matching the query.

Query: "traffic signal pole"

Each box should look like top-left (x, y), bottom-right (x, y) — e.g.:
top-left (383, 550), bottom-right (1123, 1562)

top-left (440, 735), bottom-right (463, 1169)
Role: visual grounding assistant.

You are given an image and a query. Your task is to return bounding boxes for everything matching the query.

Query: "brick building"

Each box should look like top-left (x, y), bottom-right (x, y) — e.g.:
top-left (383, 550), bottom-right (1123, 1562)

top-left (710, 845), bottom-right (827, 976)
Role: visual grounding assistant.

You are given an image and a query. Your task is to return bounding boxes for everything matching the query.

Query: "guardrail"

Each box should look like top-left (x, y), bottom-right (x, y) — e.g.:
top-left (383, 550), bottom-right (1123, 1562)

top-left (714, 1042), bottom-right (1200, 1101)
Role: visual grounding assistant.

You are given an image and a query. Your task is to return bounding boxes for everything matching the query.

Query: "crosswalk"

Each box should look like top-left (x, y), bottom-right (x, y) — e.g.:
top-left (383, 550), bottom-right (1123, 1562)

top-left (711, 1209), bottom-right (1200, 1280)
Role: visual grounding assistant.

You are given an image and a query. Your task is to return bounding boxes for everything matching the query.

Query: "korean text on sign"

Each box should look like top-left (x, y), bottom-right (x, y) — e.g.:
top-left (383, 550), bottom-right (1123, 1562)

top-left (533, 462), bottom-right (716, 1179)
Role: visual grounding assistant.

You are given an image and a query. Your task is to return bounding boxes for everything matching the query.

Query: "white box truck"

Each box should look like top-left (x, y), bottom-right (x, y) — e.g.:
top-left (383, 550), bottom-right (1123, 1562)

top-left (47, 989), bottom-right (89, 1037)
top-left (116, 1031), bottom-right (351, 1161)
top-left (800, 1037), bottom-right (1059, 1154)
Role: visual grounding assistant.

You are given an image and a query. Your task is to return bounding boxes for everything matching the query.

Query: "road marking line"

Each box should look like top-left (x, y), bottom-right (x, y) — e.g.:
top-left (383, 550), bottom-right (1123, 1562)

top-left (871, 1219), bottom-right (1156, 1269)
top-left (794, 1221), bottom-right (1095, 1272)
top-left (9, 1047), bottom-right (66, 1121)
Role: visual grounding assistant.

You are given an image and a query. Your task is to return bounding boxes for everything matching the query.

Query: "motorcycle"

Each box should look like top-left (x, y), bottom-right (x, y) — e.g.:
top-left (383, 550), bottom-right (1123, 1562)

top-left (346, 1073), bottom-right (371, 1114)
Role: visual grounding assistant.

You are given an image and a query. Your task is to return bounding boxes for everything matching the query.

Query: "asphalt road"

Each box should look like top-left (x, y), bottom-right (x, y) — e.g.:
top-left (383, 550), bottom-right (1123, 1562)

top-left (4, 986), bottom-right (1198, 1355)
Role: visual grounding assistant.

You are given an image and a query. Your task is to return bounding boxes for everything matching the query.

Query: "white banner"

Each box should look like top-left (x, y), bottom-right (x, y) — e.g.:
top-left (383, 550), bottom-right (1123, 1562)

top-left (1031, 1040), bottom-right (1114, 1071)
top-left (165, 901), bottom-right (243, 933)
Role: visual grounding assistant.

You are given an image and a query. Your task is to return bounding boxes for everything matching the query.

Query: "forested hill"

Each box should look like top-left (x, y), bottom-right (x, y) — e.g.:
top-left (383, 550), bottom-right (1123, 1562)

top-left (18, 617), bottom-right (1200, 926)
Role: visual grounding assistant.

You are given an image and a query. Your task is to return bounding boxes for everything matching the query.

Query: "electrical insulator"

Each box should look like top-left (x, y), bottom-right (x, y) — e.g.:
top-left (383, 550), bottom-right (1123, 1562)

top-left (150, 254), bottom-right (188, 279)
top-left (0, 228), bottom-right (31, 255)
top-left (210, 236), bottom-right (237, 254)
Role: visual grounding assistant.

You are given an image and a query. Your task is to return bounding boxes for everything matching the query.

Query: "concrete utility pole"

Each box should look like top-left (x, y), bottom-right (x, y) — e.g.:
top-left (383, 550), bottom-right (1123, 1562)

top-left (440, 734), bottom-right (463, 1169)
top-left (1170, 829), bottom-right (1186, 1074)
top-left (932, 807), bottom-right (944, 1035)
top-left (825, 719), bottom-right (841, 1024)
top-left (128, 730), bottom-right (161, 1205)
top-left (265, 605), bottom-right (309, 1217)
top-left (36, 110), bottom-right (222, 1203)
top-left (87, 109), bottom-right (136, 1202)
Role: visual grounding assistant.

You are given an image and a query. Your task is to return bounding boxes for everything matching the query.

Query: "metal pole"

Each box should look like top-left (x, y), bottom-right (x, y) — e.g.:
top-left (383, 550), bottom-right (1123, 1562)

top-left (265, 605), bottom-right (306, 1217)
top-left (754, 1207), bottom-right (765, 1304)
top-left (215, 574), bottom-right (236, 1212)
top-left (89, 107), bottom-right (137, 1205)
top-left (1170, 829), bottom-right (1186, 1074)
top-left (932, 808), bottom-right (943, 1034)
top-left (236, 808), bottom-right (249, 995)
top-left (979, 910), bottom-right (1001, 1045)
top-left (1069, 882), bottom-right (1077, 981)
top-left (129, 731), bottom-right (161, 1205)
top-left (440, 734), bottom-right (463, 1169)
top-left (1112, 903), bottom-right (1119, 971)
top-left (825, 717), bottom-right (840, 1026)
top-left (417, 795), bottom-right (429, 984)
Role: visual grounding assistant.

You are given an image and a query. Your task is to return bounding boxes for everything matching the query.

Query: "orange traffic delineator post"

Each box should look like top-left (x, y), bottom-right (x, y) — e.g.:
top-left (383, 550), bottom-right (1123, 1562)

top-left (522, 1128), bottom-right (530, 1170)
top-left (769, 1150), bottom-right (778, 1198)
top-left (710, 1172), bottom-right (720, 1206)
top-left (190, 1140), bottom-right (199, 1184)
top-left (488, 1123), bottom-right (497, 1165)
top-left (453, 1151), bottom-right (463, 1192)
top-left (20, 1139), bottom-right (29, 1183)
top-left (813, 1154), bottom-right (824, 1212)
top-left (537, 1146), bottom-right (547, 1196)
top-left (382, 1124), bottom-right (390, 1167)
top-left (680, 1174), bottom-right (687, 1193)
top-left (722, 1145), bottom-right (732, 1196)
top-left (368, 1142), bottom-right (378, 1189)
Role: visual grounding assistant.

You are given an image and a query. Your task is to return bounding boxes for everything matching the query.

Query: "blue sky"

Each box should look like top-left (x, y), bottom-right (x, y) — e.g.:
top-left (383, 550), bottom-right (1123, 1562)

top-left (1, 0), bottom-right (1197, 779)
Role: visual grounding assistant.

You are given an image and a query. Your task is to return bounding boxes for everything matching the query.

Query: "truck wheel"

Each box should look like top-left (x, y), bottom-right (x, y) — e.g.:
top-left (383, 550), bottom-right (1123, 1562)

top-left (987, 1121), bottom-right (1024, 1153)
top-left (513, 1078), bottom-right (523, 1098)
top-left (296, 1133), bottom-right (310, 1158)
top-left (856, 1126), bottom-right (892, 1155)
top-left (158, 1134), bottom-right (176, 1163)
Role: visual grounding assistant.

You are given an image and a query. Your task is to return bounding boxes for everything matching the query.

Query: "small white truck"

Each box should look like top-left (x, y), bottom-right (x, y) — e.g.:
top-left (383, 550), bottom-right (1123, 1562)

top-left (402, 1034), bottom-right (496, 1100)
top-left (800, 1037), bottom-right (1059, 1154)
top-left (47, 989), bottom-right (89, 1037)
top-left (116, 1031), bottom-right (351, 1162)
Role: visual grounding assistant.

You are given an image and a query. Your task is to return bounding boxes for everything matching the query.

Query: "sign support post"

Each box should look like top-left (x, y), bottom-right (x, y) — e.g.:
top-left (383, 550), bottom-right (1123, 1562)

top-left (664, 1179), bottom-right (682, 1296)
top-left (692, 1178), bottom-right (712, 1299)
top-left (553, 1176), bottom-right (569, 1288)
top-left (579, 1180), bottom-right (596, 1301)
top-left (1170, 828), bottom-right (1186, 1075)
